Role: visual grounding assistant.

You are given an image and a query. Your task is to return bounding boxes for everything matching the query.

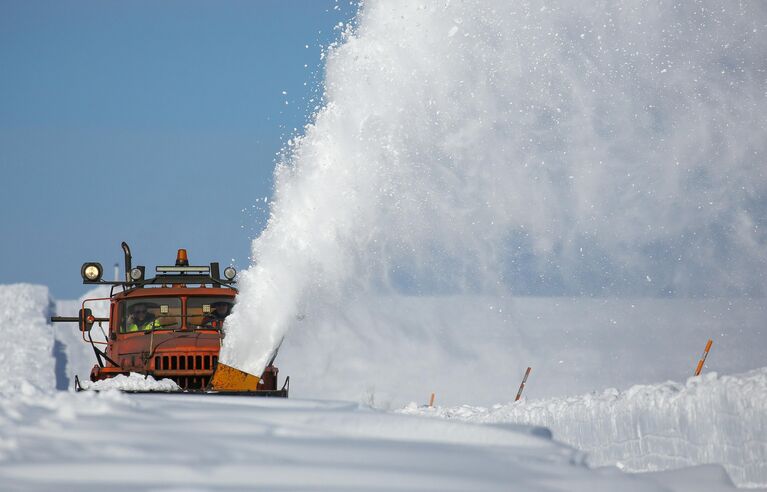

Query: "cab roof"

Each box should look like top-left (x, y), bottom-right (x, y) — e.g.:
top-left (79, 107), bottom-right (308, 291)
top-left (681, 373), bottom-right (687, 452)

top-left (113, 286), bottom-right (238, 300)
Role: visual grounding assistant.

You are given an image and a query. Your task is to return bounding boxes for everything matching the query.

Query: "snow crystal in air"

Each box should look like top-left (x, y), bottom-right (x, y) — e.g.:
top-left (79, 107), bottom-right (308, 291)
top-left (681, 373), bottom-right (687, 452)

top-left (222, 0), bottom-right (767, 410)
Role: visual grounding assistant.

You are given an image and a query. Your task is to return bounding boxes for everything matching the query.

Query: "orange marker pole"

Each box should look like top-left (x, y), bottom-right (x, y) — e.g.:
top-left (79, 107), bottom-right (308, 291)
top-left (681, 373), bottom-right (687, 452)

top-left (429, 392), bottom-right (435, 407)
top-left (694, 339), bottom-right (713, 376)
top-left (515, 367), bottom-right (532, 402)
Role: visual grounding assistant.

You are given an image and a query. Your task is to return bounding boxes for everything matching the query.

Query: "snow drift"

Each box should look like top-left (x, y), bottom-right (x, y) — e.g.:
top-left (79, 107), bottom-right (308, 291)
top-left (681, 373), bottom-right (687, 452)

top-left (0, 284), bottom-right (55, 394)
top-left (221, 0), bottom-right (767, 384)
top-left (401, 368), bottom-right (767, 488)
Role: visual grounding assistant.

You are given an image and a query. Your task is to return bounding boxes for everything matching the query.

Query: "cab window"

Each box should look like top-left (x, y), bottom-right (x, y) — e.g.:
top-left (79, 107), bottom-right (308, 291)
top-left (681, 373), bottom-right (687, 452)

top-left (186, 297), bottom-right (233, 330)
top-left (121, 298), bottom-right (182, 333)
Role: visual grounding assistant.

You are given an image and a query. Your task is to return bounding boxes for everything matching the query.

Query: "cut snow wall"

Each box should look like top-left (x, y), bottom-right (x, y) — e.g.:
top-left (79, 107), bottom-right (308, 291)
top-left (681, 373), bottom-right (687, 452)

top-left (402, 368), bottom-right (767, 488)
top-left (0, 284), bottom-right (55, 393)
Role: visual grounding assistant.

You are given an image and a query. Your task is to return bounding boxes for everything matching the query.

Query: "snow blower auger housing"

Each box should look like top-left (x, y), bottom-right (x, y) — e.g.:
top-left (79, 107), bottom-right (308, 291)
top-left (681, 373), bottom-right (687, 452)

top-left (51, 242), bottom-right (288, 397)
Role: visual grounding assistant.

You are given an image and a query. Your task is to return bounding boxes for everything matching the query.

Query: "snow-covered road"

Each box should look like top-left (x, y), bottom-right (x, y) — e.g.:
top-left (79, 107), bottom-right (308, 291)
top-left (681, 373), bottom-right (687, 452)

top-left (0, 389), bottom-right (737, 491)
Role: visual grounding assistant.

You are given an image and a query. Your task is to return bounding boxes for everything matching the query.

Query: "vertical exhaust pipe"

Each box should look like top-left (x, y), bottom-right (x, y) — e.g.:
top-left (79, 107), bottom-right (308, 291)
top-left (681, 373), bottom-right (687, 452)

top-left (210, 262), bottom-right (220, 284)
top-left (121, 242), bottom-right (132, 283)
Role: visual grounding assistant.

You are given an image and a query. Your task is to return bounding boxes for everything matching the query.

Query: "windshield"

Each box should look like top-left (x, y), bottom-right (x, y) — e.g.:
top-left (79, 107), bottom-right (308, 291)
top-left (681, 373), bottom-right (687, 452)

top-left (121, 298), bottom-right (182, 333)
top-left (186, 297), bottom-right (233, 330)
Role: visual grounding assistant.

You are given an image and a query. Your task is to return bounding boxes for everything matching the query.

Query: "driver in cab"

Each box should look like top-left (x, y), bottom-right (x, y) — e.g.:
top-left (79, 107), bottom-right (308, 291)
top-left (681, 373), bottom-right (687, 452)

top-left (202, 301), bottom-right (231, 329)
top-left (127, 303), bottom-right (161, 332)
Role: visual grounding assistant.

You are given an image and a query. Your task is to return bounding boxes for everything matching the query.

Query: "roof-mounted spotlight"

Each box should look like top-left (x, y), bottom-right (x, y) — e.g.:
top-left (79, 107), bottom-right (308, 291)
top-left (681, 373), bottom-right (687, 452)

top-left (130, 266), bottom-right (145, 282)
top-left (223, 266), bottom-right (237, 281)
top-left (81, 262), bottom-right (103, 283)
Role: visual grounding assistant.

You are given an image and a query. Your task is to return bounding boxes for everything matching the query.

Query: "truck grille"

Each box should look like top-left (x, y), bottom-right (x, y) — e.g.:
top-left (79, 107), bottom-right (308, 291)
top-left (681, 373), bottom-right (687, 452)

top-left (154, 354), bottom-right (217, 372)
top-left (153, 354), bottom-right (218, 390)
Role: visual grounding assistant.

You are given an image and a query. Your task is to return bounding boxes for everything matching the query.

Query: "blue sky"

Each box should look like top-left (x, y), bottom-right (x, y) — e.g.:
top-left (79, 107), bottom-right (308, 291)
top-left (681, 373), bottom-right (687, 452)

top-left (0, 1), bottom-right (358, 298)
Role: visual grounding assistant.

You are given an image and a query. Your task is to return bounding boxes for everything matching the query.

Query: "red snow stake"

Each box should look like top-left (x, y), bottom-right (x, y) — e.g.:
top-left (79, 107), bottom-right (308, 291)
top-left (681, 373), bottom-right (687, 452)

top-left (429, 392), bottom-right (435, 407)
top-left (515, 367), bottom-right (532, 402)
top-left (694, 339), bottom-right (713, 376)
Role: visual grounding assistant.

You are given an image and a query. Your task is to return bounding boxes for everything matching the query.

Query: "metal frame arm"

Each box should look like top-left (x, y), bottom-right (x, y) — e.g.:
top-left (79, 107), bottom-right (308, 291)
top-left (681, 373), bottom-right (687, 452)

top-left (51, 316), bottom-right (109, 323)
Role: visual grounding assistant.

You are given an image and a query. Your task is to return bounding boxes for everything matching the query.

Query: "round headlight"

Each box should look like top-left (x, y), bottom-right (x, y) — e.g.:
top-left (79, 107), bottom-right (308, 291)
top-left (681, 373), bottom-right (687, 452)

top-left (84, 265), bottom-right (100, 280)
top-left (130, 267), bottom-right (144, 281)
top-left (81, 262), bottom-right (103, 282)
top-left (223, 266), bottom-right (237, 280)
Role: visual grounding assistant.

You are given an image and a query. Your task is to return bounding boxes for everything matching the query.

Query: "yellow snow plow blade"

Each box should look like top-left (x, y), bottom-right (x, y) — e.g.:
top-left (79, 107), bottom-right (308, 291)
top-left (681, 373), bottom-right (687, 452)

top-left (208, 362), bottom-right (261, 392)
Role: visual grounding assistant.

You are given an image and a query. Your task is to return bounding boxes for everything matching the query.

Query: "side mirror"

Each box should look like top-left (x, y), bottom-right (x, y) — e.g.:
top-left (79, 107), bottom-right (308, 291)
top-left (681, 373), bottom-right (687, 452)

top-left (79, 308), bottom-right (94, 332)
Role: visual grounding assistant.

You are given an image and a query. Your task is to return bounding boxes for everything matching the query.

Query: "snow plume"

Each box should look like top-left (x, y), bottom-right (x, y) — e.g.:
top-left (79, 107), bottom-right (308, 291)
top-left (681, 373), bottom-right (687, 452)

top-left (222, 1), bottom-right (767, 376)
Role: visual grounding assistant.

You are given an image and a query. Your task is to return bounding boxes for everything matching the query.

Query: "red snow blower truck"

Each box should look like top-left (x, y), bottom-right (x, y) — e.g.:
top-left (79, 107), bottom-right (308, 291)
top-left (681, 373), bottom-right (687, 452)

top-left (51, 242), bottom-right (288, 396)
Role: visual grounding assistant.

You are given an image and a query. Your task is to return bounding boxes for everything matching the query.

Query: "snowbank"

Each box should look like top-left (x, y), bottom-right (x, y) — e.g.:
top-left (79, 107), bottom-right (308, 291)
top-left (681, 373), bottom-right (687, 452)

top-left (0, 284), bottom-right (55, 394)
top-left (78, 373), bottom-right (180, 392)
top-left (400, 368), bottom-right (767, 488)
